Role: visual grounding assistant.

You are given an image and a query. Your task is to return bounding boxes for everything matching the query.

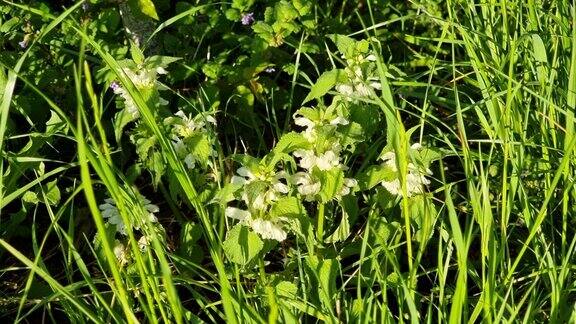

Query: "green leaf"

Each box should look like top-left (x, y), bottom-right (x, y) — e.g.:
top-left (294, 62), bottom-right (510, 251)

top-left (316, 167), bottom-right (344, 203)
top-left (325, 196), bottom-right (358, 243)
top-left (275, 1), bottom-right (299, 22)
top-left (187, 133), bottom-right (212, 167)
top-left (270, 196), bottom-right (305, 219)
top-left (273, 132), bottom-right (310, 154)
top-left (22, 191), bottom-right (39, 205)
top-left (0, 17), bottom-right (19, 33)
top-left (128, 0), bottom-right (159, 20)
top-left (531, 34), bottom-right (547, 63)
top-left (338, 121), bottom-right (364, 150)
top-left (356, 165), bottom-right (395, 190)
top-left (178, 222), bottom-right (204, 263)
top-left (324, 207), bottom-right (349, 243)
top-left (145, 55), bottom-right (182, 68)
top-left (327, 34), bottom-right (356, 58)
top-left (303, 69), bottom-right (346, 104)
top-left (223, 224), bottom-right (264, 266)
top-left (42, 179), bottom-right (60, 206)
top-left (129, 40), bottom-right (146, 64)
top-left (46, 110), bottom-right (68, 135)
top-left (409, 195), bottom-right (436, 243)
top-left (211, 182), bottom-right (243, 205)
top-left (253, 22), bottom-right (275, 43)
top-left (305, 256), bottom-right (339, 314)
top-left (292, 0), bottom-right (312, 16)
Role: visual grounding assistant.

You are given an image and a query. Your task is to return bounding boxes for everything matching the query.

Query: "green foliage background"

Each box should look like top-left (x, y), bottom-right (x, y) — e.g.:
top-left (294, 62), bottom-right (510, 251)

top-left (1, 0), bottom-right (576, 323)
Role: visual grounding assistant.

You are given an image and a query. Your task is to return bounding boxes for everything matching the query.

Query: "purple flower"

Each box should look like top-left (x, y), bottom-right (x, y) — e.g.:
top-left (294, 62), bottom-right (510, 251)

top-left (18, 40), bottom-right (27, 49)
top-left (110, 81), bottom-right (120, 91)
top-left (241, 13), bottom-right (254, 26)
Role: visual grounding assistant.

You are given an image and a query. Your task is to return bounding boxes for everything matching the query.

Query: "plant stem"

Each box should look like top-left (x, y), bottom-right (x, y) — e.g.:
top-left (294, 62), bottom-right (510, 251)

top-left (317, 203), bottom-right (325, 243)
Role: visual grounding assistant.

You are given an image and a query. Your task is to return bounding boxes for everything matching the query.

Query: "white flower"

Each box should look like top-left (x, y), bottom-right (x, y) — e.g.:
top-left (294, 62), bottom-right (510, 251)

top-left (156, 67), bottom-right (168, 75)
top-left (336, 80), bottom-right (381, 99)
top-left (184, 153), bottom-right (196, 169)
top-left (250, 218), bottom-right (287, 241)
top-left (172, 137), bottom-right (187, 156)
top-left (113, 241), bottom-right (129, 266)
top-left (174, 110), bottom-right (206, 138)
top-left (336, 54), bottom-right (381, 100)
top-left (113, 86), bottom-right (140, 118)
top-left (231, 166), bottom-right (256, 185)
top-left (329, 116), bottom-right (349, 126)
top-left (225, 207), bottom-right (252, 221)
top-left (293, 149), bottom-right (341, 171)
top-left (292, 172), bottom-right (321, 201)
top-left (339, 178), bottom-right (358, 197)
top-left (168, 111), bottom-right (217, 169)
top-left (379, 148), bottom-right (432, 197)
top-left (294, 116), bottom-right (317, 141)
top-left (231, 167), bottom-right (289, 210)
top-left (138, 235), bottom-right (150, 251)
top-left (381, 173), bottom-right (430, 197)
top-left (122, 67), bottom-right (157, 89)
top-left (225, 207), bottom-right (287, 242)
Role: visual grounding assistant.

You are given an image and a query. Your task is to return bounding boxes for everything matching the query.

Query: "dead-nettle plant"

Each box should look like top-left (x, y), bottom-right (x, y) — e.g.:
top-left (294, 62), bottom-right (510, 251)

top-left (210, 34), bottom-right (441, 265)
top-left (106, 46), bottom-right (219, 186)
top-left (104, 34), bottom-right (441, 270)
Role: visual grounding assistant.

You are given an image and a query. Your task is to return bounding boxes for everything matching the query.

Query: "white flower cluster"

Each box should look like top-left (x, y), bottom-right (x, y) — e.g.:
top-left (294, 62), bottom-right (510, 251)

top-left (98, 196), bottom-right (159, 236)
top-left (226, 166), bottom-right (290, 241)
top-left (168, 110), bottom-right (217, 169)
top-left (380, 144), bottom-right (432, 197)
top-left (112, 235), bottom-right (153, 266)
top-left (290, 108), bottom-right (357, 201)
top-left (225, 207), bottom-right (288, 241)
top-left (111, 66), bottom-right (168, 118)
top-left (335, 54), bottom-right (381, 99)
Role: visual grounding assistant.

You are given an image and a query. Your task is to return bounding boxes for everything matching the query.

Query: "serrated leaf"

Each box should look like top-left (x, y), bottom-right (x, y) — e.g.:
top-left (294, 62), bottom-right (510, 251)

top-left (211, 182), bottom-right (243, 205)
top-left (114, 106), bottom-right (138, 143)
top-left (275, 1), bottom-right (299, 22)
top-left (324, 208), bottom-right (349, 243)
top-left (292, 0), bottom-right (312, 16)
top-left (253, 22), bottom-right (274, 43)
top-left (303, 69), bottom-right (346, 104)
top-left (270, 196), bottom-right (305, 219)
top-left (276, 281), bottom-right (298, 299)
top-left (316, 167), bottom-right (344, 203)
top-left (410, 195), bottom-right (436, 243)
top-left (178, 222), bottom-right (204, 262)
top-left (273, 132), bottom-right (310, 154)
top-left (0, 17), bottom-right (19, 33)
top-left (327, 34), bottom-right (356, 58)
top-left (145, 56), bottom-right (182, 68)
top-left (223, 224), bottom-right (263, 266)
top-left (187, 133), bottom-right (211, 167)
top-left (129, 40), bottom-right (146, 64)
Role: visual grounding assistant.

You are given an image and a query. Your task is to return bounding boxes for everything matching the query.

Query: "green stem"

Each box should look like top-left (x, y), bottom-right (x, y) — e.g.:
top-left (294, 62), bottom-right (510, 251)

top-left (259, 259), bottom-right (278, 323)
top-left (317, 203), bottom-right (325, 243)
